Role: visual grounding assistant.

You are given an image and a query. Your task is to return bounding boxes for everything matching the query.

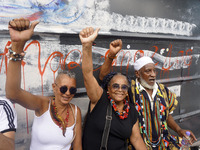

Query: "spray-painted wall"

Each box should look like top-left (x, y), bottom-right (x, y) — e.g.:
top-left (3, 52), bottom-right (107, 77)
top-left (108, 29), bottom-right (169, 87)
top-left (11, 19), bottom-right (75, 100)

top-left (0, 0), bottom-right (200, 149)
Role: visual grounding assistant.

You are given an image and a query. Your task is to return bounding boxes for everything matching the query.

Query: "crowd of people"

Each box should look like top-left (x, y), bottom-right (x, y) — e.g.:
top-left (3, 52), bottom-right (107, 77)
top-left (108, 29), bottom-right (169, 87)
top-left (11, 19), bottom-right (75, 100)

top-left (0, 18), bottom-right (197, 150)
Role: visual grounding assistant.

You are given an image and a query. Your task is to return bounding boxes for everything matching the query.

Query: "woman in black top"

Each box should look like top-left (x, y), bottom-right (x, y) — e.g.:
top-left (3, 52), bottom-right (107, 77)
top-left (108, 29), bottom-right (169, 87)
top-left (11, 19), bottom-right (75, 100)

top-left (80, 27), bottom-right (147, 150)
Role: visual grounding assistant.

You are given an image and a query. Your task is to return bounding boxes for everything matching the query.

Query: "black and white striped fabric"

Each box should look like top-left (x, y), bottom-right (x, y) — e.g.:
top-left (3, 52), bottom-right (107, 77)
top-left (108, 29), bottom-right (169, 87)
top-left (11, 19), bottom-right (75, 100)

top-left (0, 97), bottom-right (17, 133)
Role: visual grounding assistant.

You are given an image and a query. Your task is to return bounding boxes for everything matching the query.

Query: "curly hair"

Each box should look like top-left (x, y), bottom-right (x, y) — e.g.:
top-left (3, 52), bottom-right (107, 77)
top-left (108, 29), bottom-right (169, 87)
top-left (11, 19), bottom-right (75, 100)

top-left (102, 72), bottom-right (131, 90)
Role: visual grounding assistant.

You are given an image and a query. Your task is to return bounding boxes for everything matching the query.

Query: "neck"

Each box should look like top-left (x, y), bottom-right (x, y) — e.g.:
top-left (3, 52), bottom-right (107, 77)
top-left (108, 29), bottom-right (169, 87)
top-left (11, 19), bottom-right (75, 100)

top-left (115, 100), bottom-right (124, 106)
top-left (145, 88), bottom-right (153, 97)
top-left (53, 98), bottom-right (68, 114)
top-left (115, 100), bottom-right (124, 111)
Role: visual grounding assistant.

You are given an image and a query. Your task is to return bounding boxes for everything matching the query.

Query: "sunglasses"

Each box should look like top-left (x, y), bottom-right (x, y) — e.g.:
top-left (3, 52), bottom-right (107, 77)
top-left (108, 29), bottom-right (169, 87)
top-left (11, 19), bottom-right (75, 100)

top-left (56, 84), bottom-right (77, 95)
top-left (111, 83), bottom-right (129, 92)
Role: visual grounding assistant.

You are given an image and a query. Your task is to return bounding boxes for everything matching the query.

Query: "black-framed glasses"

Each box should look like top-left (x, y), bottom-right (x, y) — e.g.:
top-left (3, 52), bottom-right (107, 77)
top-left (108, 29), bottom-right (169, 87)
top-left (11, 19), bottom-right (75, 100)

top-left (56, 84), bottom-right (77, 95)
top-left (111, 83), bottom-right (129, 92)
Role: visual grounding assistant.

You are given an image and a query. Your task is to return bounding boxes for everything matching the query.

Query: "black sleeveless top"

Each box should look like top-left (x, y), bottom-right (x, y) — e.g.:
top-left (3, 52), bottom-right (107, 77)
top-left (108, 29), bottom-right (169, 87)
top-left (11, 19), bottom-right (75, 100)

top-left (82, 90), bottom-right (138, 150)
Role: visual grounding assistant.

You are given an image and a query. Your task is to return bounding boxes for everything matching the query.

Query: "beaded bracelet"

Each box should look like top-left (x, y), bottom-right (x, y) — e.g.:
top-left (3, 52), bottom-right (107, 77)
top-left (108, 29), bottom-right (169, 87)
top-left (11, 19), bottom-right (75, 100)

top-left (6, 45), bottom-right (25, 61)
top-left (107, 54), bottom-right (116, 60)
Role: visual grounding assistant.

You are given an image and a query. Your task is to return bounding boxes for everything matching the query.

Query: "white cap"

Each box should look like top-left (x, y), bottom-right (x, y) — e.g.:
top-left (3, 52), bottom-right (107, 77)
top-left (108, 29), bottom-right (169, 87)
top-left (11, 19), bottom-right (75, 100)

top-left (134, 56), bottom-right (154, 71)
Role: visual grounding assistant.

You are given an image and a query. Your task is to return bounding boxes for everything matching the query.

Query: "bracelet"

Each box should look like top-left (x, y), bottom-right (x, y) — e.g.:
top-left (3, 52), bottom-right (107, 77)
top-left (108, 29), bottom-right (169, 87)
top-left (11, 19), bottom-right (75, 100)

top-left (107, 54), bottom-right (116, 59)
top-left (6, 44), bottom-right (25, 61)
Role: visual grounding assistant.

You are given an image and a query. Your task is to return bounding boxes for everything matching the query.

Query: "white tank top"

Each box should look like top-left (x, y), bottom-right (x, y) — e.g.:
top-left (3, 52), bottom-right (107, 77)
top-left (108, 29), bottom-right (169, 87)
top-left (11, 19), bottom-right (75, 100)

top-left (30, 102), bottom-right (77, 150)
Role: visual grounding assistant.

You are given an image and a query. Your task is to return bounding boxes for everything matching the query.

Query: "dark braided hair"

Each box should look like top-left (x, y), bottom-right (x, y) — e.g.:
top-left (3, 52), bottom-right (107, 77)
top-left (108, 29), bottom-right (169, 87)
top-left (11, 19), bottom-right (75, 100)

top-left (102, 72), bottom-right (131, 90)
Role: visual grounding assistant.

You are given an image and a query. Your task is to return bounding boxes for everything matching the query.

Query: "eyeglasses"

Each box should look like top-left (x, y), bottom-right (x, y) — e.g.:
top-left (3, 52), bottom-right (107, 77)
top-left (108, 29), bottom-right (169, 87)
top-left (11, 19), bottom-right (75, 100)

top-left (55, 84), bottom-right (77, 95)
top-left (111, 83), bottom-right (129, 92)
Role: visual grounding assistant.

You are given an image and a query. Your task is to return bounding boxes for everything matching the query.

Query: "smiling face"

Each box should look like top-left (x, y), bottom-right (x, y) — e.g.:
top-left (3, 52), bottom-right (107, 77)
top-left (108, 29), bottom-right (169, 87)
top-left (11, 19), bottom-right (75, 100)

top-left (107, 74), bottom-right (129, 103)
top-left (52, 74), bottom-right (76, 106)
top-left (135, 63), bottom-right (156, 89)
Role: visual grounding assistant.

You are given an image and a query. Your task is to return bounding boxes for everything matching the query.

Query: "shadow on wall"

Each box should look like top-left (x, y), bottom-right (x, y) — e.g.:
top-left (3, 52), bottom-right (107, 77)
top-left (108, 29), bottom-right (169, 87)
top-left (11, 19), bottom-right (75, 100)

top-left (15, 97), bottom-right (90, 150)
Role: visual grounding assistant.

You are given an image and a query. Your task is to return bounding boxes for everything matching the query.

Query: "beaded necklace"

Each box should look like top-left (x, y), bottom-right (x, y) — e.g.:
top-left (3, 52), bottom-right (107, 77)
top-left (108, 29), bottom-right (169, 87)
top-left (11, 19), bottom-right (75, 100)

top-left (107, 93), bottom-right (130, 119)
top-left (51, 98), bottom-right (69, 136)
top-left (140, 94), bottom-right (162, 148)
top-left (135, 84), bottom-right (166, 148)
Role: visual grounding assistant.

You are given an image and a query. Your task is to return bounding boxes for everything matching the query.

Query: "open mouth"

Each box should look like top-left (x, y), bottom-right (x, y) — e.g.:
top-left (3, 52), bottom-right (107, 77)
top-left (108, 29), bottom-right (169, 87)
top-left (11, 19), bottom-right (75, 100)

top-left (149, 79), bottom-right (155, 82)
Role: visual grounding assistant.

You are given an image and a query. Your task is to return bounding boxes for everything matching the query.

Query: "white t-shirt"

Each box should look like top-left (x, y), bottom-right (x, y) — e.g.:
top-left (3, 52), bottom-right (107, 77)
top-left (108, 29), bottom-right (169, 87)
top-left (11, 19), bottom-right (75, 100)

top-left (0, 96), bottom-right (17, 133)
top-left (30, 102), bottom-right (77, 150)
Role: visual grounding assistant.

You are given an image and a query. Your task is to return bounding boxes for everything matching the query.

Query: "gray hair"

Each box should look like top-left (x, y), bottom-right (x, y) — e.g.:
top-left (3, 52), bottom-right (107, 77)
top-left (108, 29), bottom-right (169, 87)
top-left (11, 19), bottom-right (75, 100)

top-left (56, 70), bottom-right (76, 80)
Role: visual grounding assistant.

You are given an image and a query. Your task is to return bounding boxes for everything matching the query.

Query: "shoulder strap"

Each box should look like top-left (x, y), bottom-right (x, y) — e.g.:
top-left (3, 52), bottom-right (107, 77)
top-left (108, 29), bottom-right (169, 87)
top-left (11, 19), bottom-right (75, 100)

top-left (68, 103), bottom-right (77, 122)
top-left (100, 104), bottom-right (112, 150)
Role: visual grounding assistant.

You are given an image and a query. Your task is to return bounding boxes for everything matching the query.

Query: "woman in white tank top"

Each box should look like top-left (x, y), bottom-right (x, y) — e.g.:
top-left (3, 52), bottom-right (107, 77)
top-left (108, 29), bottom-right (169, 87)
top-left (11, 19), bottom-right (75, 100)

top-left (6, 18), bottom-right (82, 150)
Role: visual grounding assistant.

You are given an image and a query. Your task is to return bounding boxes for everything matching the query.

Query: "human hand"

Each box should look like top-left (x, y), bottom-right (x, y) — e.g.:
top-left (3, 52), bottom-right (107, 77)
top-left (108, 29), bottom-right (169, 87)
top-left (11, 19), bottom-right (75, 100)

top-left (108, 39), bottom-right (122, 58)
top-left (178, 129), bottom-right (197, 145)
top-left (79, 27), bottom-right (100, 45)
top-left (8, 18), bottom-right (39, 43)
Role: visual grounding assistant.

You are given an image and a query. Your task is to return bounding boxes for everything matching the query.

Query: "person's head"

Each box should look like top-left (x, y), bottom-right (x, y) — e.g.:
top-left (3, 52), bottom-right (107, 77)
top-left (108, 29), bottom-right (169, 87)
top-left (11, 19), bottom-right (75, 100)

top-left (103, 72), bottom-right (130, 103)
top-left (134, 56), bottom-right (156, 89)
top-left (52, 70), bottom-right (77, 105)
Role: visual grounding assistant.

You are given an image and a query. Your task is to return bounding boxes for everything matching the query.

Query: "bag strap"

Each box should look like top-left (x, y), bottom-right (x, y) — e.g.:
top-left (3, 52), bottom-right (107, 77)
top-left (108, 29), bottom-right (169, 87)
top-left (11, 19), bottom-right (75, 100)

top-left (100, 104), bottom-right (112, 150)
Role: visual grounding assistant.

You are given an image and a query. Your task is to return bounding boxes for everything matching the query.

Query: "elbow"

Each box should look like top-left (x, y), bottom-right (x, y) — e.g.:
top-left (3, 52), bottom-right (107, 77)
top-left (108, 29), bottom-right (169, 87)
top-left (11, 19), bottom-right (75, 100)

top-left (5, 88), bottom-right (21, 100)
top-left (5, 92), bottom-right (14, 100)
top-left (5, 92), bottom-right (13, 100)
top-left (5, 87), bottom-right (11, 99)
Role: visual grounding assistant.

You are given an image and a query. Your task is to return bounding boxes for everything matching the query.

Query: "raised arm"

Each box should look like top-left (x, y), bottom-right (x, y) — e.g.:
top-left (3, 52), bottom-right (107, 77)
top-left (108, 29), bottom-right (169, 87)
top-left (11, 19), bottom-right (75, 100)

top-left (79, 27), bottom-right (103, 105)
top-left (5, 18), bottom-right (45, 113)
top-left (99, 39), bottom-right (122, 81)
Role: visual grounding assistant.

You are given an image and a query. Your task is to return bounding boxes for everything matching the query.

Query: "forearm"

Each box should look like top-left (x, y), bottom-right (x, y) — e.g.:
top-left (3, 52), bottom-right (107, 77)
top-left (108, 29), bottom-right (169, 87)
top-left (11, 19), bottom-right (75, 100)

top-left (132, 139), bottom-right (147, 150)
top-left (130, 120), bottom-right (147, 150)
top-left (167, 114), bottom-right (181, 133)
top-left (99, 55), bottom-right (114, 81)
top-left (0, 133), bottom-right (15, 150)
top-left (11, 41), bottom-right (26, 52)
top-left (6, 42), bottom-right (25, 99)
top-left (82, 43), bottom-right (93, 79)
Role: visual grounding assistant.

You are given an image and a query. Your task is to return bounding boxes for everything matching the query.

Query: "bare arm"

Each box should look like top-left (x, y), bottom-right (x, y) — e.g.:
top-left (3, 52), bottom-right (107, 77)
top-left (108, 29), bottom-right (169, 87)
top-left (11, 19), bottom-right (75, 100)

top-left (99, 39), bottom-right (122, 81)
top-left (130, 120), bottom-right (147, 150)
top-left (0, 132), bottom-right (15, 150)
top-left (72, 107), bottom-right (82, 150)
top-left (167, 114), bottom-right (197, 144)
top-left (79, 27), bottom-right (103, 107)
top-left (5, 18), bottom-right (47, 114)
